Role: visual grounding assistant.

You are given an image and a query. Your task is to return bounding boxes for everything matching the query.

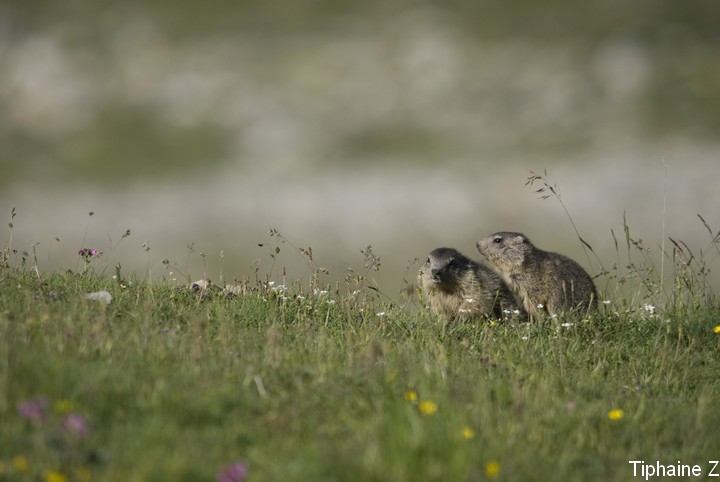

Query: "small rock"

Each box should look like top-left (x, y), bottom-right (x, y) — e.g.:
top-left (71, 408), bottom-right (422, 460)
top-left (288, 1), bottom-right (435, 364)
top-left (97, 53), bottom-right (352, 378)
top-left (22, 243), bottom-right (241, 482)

top-left (84, 290), bottom-right (112, 305)
top-left (190, 279), bottom-right (213, 291)
top-left (223, 284), bottom-right (244, 297)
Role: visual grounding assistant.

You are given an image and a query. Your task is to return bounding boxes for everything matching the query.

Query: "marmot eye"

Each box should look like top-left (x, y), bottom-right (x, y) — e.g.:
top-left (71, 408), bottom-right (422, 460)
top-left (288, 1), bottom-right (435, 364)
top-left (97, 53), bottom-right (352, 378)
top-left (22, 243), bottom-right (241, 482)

top-left (493, 237), bottom-right (503, 243)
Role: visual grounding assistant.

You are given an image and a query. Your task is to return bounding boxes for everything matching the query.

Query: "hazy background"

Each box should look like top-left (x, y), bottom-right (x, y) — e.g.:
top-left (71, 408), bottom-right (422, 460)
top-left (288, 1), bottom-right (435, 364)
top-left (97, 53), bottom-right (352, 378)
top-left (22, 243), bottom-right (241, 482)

top-left (2, 0), bottom-right (719, 296)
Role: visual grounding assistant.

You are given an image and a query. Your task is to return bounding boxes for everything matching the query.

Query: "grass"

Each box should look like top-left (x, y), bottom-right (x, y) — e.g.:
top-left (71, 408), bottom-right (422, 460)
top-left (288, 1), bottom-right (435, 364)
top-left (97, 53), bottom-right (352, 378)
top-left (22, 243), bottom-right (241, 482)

top-left (1, 261), bottom-right (720, 481)
top-left (2, 186), bottom-right (720, 481)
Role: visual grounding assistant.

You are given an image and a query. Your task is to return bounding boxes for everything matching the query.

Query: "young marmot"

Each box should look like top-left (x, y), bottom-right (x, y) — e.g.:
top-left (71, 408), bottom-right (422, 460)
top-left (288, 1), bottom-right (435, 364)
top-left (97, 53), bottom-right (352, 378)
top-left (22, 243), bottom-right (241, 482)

top-left (419, 247), bottom-right (520, 321)
top-left (476, 232), bottom-right (597, 320)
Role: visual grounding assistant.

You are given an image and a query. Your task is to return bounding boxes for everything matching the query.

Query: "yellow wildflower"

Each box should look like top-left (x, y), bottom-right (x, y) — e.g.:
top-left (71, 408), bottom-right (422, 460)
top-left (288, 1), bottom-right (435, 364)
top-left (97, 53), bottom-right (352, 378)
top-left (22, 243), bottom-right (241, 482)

top-left (713, 325), bottom-right (720, 334)
top-left (608, 409), bottom-right (624, 421)
top-left (485, 460), bottom-right (501, 479)
top-left (11, 455), bottom-right (29, 473)
top-left (461, 427), bottom-right (475, 439)
top-left (45, 471), bottom-right (68, 482)
top-left (404, 390), bottom-right (418, 402)
top-left (54, 399), bottom-right (73, 414)
top-left (418, 400), bottom-right (438, 415)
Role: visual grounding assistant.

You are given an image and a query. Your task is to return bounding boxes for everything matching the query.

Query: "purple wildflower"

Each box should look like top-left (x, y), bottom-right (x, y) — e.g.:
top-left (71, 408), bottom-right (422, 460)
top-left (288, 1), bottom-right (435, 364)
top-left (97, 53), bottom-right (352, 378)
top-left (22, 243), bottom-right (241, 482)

top-left (217, 461), bottom-right (249, 482)
top-left (78, 248), bottom-right (98, 258)
top-left (62, 413), bottom-right (90, 438)
top-left (17, 397), bottom-right (49, 421)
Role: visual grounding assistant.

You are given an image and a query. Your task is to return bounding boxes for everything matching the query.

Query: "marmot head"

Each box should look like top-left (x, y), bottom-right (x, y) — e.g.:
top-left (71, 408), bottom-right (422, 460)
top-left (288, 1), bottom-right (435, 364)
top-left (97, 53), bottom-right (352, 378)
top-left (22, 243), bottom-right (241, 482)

top-left (421, 247), bottom-right (472, 290)
top-left (476, 232), bottom-right (532, 268)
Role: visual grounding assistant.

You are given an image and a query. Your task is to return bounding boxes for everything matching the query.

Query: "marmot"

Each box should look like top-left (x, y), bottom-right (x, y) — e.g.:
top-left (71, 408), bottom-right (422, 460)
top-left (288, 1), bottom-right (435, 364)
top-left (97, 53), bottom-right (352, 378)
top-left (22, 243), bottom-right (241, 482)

top-left (476, 232), bottom-right (597, 320)
top-left (419, 247), bottom-right (520, 321)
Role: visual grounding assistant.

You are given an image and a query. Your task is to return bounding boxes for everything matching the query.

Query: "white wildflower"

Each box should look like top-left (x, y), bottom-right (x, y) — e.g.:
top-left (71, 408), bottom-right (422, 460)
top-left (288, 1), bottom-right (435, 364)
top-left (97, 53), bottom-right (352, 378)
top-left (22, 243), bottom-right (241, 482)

top-left (561, 322), bottom-right (574, 328)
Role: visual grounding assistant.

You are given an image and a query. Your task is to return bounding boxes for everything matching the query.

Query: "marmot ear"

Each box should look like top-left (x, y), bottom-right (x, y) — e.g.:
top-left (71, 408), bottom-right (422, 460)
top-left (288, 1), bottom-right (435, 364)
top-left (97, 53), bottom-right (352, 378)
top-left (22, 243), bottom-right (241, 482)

top-left (513, 235), bottom-right (525, 244)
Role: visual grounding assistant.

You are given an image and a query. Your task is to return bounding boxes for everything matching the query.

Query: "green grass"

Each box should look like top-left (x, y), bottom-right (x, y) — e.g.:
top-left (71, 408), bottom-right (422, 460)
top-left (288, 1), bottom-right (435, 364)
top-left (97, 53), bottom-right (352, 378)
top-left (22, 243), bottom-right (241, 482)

top-left (1, 265), bottom-right (719, 482)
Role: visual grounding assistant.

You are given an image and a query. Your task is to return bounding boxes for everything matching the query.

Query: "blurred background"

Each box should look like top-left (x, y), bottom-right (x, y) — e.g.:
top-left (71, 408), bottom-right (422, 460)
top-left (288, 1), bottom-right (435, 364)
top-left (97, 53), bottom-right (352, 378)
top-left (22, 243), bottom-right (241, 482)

top-left (2, 0), bottom-right (719, 296)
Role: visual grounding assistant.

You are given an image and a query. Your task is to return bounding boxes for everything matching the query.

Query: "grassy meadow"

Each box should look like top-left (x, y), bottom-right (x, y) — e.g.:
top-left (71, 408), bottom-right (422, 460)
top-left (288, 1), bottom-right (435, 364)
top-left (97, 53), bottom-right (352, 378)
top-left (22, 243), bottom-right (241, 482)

top-left (3, 2), bottom-right (720, 480)
top-left (1, 218), bottom-right (720, 482)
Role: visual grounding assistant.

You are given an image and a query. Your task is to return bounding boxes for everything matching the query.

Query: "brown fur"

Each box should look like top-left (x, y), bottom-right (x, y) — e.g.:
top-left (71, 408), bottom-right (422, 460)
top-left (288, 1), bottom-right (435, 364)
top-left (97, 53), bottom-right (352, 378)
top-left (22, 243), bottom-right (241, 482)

top-left (419, 247), bottom-right (521, 321)
top-left (476, 232), bottom-right (597, 320)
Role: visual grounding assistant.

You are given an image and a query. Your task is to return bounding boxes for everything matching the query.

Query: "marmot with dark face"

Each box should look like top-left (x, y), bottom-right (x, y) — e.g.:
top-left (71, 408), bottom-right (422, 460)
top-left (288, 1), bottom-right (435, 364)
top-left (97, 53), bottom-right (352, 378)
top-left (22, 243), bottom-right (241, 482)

top-left (476, 232), bottom-right (597, 320)
top-left (419, 247), bottom-right (520, 321)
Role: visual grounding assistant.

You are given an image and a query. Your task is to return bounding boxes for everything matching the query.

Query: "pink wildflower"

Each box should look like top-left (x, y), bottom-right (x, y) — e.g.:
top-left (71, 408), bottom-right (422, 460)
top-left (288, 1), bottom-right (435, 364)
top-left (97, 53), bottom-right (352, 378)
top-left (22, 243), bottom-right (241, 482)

top-left (62, 413), bottom-right (90, 438)
top-left (17, 397), bottom-right (49, 422)
top-left (217, 461), bottom-right (249, 482)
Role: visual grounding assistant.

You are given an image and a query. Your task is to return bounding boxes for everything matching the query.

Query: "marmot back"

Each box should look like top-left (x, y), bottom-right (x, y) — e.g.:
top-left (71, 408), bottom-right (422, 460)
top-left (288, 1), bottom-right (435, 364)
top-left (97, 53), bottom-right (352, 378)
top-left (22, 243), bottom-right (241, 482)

top-left (476, 232), bottom-right (597, 320)
top-left (419, 247), bottom-right (520, 321)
